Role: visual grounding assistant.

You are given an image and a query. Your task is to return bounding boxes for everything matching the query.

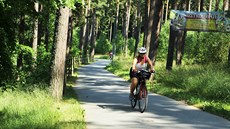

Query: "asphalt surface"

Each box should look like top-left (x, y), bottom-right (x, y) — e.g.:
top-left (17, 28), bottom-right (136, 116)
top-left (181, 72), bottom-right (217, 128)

top-left (74, 59), bottom-right (230, 129)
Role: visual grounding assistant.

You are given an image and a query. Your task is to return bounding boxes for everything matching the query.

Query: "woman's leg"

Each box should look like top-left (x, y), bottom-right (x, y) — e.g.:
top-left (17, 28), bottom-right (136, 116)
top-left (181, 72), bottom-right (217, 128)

top-left (130, 77), bottom-right (138, 94)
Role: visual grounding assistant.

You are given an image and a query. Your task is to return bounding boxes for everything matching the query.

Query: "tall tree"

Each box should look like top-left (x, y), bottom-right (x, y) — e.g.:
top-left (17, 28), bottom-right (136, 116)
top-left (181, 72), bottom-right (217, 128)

top-left (185, 0), bottom-right (191, 11)
top-left (90, 8), bottom-right (96, 62)
top-left (112, 0), bottom-right (120, 56)
top-left (145, 0), bottom-right (155, 56)
top-left (209, 0), bottom-right (213, 12)
top-left (133, 0), bottom-right (142, 57)
top-left (123, 0), bottom-right (131, 56)
top-left (215, 0), bottom-right (220, 11)
top-left (17, 14), bottom-right (25, 70)
top-left (83, 0), bottom-right (91, 64)
top-left (50, 6), bottom-right (70, 101)
top-left (32, 2), bottom-right (39, 61)
top-left (223, 0), bottom-right (229, 10)
top-left (79, 0), bottom-right (87, 61)
top-left (143, 0), bottom-right (150, 47)
top-left (165, 0), bottom-right (169, 21)
top-left (149, 0), bottom-right (163, 65)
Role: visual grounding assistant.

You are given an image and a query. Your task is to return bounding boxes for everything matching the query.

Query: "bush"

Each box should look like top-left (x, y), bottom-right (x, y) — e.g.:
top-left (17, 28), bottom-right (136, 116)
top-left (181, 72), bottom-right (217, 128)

top-left (95, 33), bottom-right (112, 54)
top-left (185, 32), bottom-right (229, 64)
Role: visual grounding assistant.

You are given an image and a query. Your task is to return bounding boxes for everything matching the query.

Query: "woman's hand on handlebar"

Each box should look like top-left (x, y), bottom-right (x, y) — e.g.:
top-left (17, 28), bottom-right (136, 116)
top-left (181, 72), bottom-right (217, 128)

top-left (150, 69), bottom-right (155, 73)
top-left (132, 69), bottom-right (138, 72)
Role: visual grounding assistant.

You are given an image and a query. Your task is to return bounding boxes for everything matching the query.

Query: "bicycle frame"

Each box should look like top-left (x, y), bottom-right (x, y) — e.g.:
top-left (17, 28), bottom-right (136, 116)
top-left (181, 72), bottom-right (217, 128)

top-left (131, 70), bottom-right (150, 113)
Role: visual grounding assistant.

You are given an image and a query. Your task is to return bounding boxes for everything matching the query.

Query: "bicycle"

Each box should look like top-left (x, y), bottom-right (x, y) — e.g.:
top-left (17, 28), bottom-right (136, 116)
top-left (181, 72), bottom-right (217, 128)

top-left (130, 69), bottom-right (154, 113)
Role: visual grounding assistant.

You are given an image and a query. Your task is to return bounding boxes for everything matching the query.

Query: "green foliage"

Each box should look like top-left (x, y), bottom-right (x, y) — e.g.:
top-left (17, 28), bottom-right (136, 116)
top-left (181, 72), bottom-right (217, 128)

top-left (0, 2), bottom-right (17, 87)
top-left (106, 55), bottom-right (133, 81)
top-left (158, 22), bottom-right (170, 60)
top-left (0, 87), bottom-right (58, 128)
top-left (128, 38), bottom-right (135, 55)
top-left (156, 63), bottom-right (230, 102)
top-left (0, 85), bottom-right (86, 129)
top-left (95, 33), bottom-right (112, 54)
top-left (71, 27), bottom-right (81, 57)
top-left (32, 44), bottom-right (52, 84)
top-left (185, 32), bottom-right (229, 64)
top-left (114, 32), bottom-right (125, 54)
top-left (16, 44), bottom-right (34, 71)
top-left (0, 28), bottom-right (15, 85)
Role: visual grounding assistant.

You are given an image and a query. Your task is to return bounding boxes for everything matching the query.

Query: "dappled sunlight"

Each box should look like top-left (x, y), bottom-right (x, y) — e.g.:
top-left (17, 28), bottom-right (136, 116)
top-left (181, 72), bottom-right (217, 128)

top-left (74, 59), bottom-right (230, 129)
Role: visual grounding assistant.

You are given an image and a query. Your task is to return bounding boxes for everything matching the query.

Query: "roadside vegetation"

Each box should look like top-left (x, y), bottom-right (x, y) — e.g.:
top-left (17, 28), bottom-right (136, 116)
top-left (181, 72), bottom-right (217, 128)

top-left (0, 74), bottom-right (86, 129)
top-left (106, 56), bottom-right (230, 121)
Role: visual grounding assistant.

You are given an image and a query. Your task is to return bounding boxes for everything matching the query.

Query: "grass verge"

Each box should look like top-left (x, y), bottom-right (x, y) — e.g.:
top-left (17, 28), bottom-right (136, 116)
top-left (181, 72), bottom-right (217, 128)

top-left (0, 75), bottom-right (86, 129)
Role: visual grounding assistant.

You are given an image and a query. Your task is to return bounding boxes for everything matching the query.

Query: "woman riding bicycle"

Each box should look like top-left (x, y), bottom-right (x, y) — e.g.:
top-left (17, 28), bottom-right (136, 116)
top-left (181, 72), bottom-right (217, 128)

top-left (129, 47), bottom-right (155, 100)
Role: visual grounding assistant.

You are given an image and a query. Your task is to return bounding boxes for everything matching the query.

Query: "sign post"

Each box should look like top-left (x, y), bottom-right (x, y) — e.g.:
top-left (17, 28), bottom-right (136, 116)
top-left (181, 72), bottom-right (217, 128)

top-left (166, 10), bottom-right (230, 70)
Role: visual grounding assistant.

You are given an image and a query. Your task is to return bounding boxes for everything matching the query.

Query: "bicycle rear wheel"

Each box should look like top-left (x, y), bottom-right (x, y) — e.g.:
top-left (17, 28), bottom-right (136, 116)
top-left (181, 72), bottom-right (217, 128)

top-left (138, 85), bottom-right (148, 113)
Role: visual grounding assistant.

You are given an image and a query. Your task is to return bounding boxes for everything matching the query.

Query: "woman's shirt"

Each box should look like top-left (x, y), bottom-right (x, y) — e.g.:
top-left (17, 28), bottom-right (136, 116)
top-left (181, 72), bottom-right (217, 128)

top-left (135, 55), bottom-right (148, 70)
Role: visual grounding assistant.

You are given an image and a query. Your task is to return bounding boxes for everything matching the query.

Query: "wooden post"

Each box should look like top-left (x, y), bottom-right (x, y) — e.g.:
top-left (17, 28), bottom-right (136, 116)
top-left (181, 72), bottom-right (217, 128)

top-left (176, 30), bottom-right (186, 65)
top-left (166, 25), bottom-right (177, 70)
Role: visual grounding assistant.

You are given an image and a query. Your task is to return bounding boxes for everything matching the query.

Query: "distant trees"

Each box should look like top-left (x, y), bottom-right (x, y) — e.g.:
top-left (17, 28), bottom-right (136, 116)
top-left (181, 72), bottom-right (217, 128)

top-left (0, 0), bottom-right (229, 100)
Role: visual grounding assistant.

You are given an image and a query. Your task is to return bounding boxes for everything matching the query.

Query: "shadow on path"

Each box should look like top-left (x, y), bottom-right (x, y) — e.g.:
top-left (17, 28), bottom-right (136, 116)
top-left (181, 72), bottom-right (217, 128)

top-left (74, 59), bottom-right (230, 129)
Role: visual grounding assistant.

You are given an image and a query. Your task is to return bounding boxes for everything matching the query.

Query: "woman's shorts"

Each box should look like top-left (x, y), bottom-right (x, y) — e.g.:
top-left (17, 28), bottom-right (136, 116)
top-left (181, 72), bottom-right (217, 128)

top-left (129, 67), bottom-right (138, 79)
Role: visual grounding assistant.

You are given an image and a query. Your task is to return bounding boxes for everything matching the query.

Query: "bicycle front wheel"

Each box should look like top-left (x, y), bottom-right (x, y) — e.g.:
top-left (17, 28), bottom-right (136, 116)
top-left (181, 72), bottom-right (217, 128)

top-left (138, 86), bottom-right (148, 113)
top-left (131, 94), bottom-right (137, 109)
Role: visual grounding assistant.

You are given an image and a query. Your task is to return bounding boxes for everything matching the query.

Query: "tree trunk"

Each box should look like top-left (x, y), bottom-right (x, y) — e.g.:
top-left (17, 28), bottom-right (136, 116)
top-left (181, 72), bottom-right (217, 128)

top-left (50, 6), bottom-right (70, 101)
top-left (185, 0), bottom-right (189, 11)
top-left (165, 0), bottom-right (169, 21)
top-left (44, 13), bottom-right (50, 52)
top-left (109, 19), bottom-right (113, 42)
top-left (112, 0), bottom-right (120, 56)
top-left (171, 0), bottom-right (178, 10)
top-left (32, 2), bottom-right (39, 61)
top-left (166, 26), bottom-right (177, 70)
top-left (124, 0), bottom-right (131, 57)
top-left (134, 0), bottom-right (142, 57)
top-left (79, 25), bottom-right (86, 53)
top-left (215, 0), bottom-right (220, 11)
top-left (200, 0), bottom-right (204, 11)
top-left (149, 0), bottom-right (163, 65)
top-left (176, 30), bottom-right (186, 65)
top-left (63, 10), bottom-right (73, 94)
top-left (90, 8), bottom-right (96, 62)
top-left (145, 0), bottom-right (155, 56)
top-left (79, 0), bottom-right (87, 63)
top-left (17, 14), bottom-right (25, 70)
top-left (143, 0), bottom-right (150, 47)
top-left (37, 4), bottom-right (43, 46)
top-left (209, 0), bottom-right (213, 12)
top-left (83, 0), bottom-right (91, 64)
top-left (52, 10), bottom-right (60, 56)
top-left (66, 10), bottom-right (74, 77)
top-left (198, 0), bottom-right (201, 11)
top-left (223, 0), bottom-right (229, 10)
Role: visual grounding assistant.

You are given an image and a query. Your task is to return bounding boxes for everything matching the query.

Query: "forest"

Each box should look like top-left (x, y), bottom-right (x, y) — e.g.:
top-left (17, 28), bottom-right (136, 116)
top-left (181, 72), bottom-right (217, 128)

top-left (0, 0), bottom-right (230, 128)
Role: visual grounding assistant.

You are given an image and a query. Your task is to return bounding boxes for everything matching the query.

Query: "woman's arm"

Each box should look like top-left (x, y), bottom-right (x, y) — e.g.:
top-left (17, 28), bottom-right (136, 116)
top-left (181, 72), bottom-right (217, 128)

top-left (132, 58), bottom-right (138, 71)
top-left (146, 56), bottom-right (154, 71)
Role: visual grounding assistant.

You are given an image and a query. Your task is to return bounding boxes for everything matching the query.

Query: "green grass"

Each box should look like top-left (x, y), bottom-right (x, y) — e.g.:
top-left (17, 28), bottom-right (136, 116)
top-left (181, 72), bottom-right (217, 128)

top-left (106, 55), bottom-right (230, 121)
top-left (94, 54), bottom-right (110, 59)
top-left (0, 78), bottom-right (86, 129)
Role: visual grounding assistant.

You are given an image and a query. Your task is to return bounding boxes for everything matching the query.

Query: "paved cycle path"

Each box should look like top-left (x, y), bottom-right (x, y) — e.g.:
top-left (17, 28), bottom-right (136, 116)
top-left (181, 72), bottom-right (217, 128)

top-left (74, 59), bottom-right (230, 129)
